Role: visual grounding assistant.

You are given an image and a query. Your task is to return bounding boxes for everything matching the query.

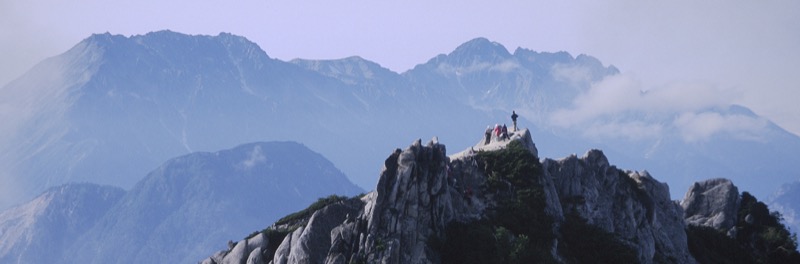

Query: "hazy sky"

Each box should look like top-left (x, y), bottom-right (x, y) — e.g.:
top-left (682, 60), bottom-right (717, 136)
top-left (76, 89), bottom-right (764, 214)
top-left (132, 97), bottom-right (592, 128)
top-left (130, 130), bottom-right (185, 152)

top-left (2, 1), bottom-right (799, 135)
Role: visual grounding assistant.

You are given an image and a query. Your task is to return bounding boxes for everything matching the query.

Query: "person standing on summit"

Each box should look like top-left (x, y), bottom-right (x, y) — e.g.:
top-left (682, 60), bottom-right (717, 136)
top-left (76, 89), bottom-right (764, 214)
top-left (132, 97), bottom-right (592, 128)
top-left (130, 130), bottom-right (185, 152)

top-left (484, 125), bottom-right (492, 144)
top-left (511, 111), bottom-right (519, 131)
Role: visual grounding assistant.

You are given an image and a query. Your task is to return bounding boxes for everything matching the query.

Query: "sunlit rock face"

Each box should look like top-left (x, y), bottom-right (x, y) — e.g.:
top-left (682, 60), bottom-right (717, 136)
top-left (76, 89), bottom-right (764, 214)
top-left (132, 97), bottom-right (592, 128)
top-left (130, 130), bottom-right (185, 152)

top-left (681, 178), bottom-right (740, 233)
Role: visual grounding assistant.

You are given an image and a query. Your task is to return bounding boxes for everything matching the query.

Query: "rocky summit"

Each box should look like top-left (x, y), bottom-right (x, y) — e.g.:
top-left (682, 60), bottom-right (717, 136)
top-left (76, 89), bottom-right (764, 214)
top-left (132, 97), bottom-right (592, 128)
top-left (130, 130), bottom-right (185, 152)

top-left (202, 128), bottom-right (800, 264)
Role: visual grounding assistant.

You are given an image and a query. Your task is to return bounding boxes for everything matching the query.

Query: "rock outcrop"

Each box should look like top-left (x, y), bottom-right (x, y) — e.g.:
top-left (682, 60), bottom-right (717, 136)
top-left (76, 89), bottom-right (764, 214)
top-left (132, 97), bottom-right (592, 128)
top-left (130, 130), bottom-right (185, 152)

top-left (544, 151), bottom-right (693, 263)
top-left (680, 178), bottom-right (740, 233)
top-left (265, 137), bottom-right (466, 264)
top-left (203, 129), bottom-right (696, 263)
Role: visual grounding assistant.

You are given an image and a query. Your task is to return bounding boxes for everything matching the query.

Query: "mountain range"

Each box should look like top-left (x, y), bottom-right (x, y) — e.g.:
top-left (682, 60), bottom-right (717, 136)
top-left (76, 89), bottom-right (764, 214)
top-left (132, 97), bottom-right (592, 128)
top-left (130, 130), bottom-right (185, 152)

top-left (0, 141), bottom-right (362, 263)
top-left (0, 30), bottom-right (797, 216)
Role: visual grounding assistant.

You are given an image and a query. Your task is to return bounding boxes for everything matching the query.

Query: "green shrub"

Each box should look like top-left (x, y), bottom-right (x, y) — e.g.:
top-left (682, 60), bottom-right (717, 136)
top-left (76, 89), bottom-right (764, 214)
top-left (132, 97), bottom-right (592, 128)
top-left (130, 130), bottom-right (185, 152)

top-left (493, 226), bottom-right (535, 263)
top-left (435, 140), bottom-right (555, 264)
top-left (433, 220), bottom-right (499, 264)
top-left (686, 225), bottom-right (752, 264)
top-left (477, 140), bottom-right (540, 193)
top-left (687, 192), bottom-right (800, 264)
top-left (274, 194), bottom-right (349, 226)
top-left (735, 192), bottom-right (800, 263)
top-left (560, 213), bottom-right (639, 264)
top-left (476, 141), bottom-right (552, 240)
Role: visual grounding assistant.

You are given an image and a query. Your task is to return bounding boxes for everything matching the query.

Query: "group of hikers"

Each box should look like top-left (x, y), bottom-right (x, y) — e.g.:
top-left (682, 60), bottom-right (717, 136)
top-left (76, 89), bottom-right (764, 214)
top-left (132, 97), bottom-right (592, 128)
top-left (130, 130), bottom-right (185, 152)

top-left (448, 110), bottom-right (521, 203)
top-left (483, 110), bottom-right (519, 145)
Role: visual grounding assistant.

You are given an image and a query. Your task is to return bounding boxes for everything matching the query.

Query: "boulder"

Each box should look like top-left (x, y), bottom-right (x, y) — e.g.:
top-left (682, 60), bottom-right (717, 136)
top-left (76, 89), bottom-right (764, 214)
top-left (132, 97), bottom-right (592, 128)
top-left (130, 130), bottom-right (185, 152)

top-left (680, 178), bottom-right (740, 231)
top-left (272, 226), bottom-right (302, 264)
top-left (284, 200), bottom-right (363, 264)
top-left (246, 247), bottom-right (264, 264)
top-left (222, 233), bottom-right (267, 264)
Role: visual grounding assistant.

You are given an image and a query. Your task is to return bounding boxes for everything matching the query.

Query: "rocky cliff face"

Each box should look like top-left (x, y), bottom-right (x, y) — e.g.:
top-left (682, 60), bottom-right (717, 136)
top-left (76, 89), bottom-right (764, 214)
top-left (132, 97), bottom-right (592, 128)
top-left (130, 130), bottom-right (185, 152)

top-left (544, 151), bottom-right (693, 263)
top-left (203, 129), bottom-right (700, 264)
top-left (680, 179), bottom-right (800, 263)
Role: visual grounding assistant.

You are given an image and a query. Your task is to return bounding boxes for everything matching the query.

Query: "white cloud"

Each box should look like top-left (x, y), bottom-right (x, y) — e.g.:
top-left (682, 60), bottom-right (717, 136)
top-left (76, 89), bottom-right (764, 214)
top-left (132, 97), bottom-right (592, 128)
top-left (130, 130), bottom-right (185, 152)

top-left (238, 145), bottom-right (266, 170)
top-left (436, 59), bottom-right (520, 75)
top-left (550, 74), bottom-right (641, 127)
top-left (550, 74), bottom-right (765, 142)
top-left (490, 60), bottom-right (520, 72)
top-left (581, 120), bottom-right (664, 141)
top-left (673, 112), bottom-right (768, 142)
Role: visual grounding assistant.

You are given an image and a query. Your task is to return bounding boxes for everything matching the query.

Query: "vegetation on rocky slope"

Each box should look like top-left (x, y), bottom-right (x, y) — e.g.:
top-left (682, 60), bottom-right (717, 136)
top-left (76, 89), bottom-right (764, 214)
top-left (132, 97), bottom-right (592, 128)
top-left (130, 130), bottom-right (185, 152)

top-left (433, 141), bottom-right (640, 264)
top-left (433, 140), bottom-right (554, 263)
top-left (273, 195), bottom-right (350, 226)
top-left (242, 194), bottom-right (352, 259)
top-left (687, 192), bottom-right (800, 263)
top-left (559, 213), bottom-right (638, 264)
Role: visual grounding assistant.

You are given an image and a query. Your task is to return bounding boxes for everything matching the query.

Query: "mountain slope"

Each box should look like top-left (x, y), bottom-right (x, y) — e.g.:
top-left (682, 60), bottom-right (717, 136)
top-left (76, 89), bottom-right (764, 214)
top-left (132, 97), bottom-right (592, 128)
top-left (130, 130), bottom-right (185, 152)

top-left (0, 183), bottom-right (124, 264)
top-left (64, 141), bottom-right (361, 264)
top-left (0, 31), bottom-right (378, 209)
top-left (769, 181), bottom-right (800, 234)
top-left (0, 141), bottom-right (362, 264)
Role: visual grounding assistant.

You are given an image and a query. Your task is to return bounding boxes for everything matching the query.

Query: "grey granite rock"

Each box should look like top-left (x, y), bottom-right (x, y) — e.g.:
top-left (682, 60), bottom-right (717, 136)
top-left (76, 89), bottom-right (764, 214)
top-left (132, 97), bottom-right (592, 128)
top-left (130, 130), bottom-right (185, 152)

top-left (544, 150), bottom-right (695, 264)
top-left (681, 178), bottom-right (740, 231)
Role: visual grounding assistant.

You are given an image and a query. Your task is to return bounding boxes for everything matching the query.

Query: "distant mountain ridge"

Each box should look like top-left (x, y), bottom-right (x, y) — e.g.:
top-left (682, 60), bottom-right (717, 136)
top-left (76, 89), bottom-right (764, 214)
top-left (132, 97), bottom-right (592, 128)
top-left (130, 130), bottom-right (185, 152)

top-left (0, 30), bottom-right (797, 211)
top-left (0, 141), bottom-right (362, 264)
top-left (403, 37), bottom-right (619, 119)
top-left (0, 31), bottom-right (379, 208)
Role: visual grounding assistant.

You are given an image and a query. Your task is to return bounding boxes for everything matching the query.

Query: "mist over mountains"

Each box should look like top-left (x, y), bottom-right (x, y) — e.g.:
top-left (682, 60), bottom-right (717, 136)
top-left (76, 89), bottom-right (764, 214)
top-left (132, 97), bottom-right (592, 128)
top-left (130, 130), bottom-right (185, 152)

top-left (0, 30), bottom-right (798, 211)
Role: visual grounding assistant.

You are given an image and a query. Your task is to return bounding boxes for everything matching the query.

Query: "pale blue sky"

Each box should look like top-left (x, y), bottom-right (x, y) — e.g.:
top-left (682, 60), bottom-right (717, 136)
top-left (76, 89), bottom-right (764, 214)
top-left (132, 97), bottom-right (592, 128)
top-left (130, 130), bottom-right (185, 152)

top-left (2, 1), bottom-right (799, 135)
